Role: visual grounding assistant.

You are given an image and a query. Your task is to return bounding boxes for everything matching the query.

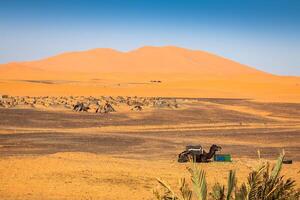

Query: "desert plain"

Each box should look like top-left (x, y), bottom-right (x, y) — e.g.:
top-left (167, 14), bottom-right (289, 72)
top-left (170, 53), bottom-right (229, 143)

top-left (0, 46), bottom-right (300, 199)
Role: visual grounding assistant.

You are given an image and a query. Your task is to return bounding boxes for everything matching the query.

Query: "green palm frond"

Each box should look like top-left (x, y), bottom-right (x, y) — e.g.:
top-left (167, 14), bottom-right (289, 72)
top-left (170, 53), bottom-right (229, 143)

top-left (155, 178), bottom-right (179, 200)
top-left (226, 170), bottom-right (236, 200)
top-left (247, 161), bottom-right (268, 200)
top-left (188, 164), bottom-right (207, 200)
top-left (153, 154), bottom-right (299, 200)
top-left (270, 153), bottom-right (284, 181)
top-left (179, 178), bottom-right (193, 200)
top-left (235, 183), bottom-right (247, 200)
top-left (210, 183), bottom-right (225, 200)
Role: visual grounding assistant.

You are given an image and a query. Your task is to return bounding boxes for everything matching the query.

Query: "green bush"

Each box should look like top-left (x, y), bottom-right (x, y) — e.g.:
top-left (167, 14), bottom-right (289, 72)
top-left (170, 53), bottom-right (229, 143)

top-left (153, 154), bottom-right (300, 200)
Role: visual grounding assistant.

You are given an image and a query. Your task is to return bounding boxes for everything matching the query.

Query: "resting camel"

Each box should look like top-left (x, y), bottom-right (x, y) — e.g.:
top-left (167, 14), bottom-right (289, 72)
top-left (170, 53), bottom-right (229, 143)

top-left (178, 144), bottom-right (222, 163)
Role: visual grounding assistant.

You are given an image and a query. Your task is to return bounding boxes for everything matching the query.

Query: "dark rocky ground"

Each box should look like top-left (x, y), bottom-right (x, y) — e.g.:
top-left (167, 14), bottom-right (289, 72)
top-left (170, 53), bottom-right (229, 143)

top-left (0, 97), bottom-right (299, 161)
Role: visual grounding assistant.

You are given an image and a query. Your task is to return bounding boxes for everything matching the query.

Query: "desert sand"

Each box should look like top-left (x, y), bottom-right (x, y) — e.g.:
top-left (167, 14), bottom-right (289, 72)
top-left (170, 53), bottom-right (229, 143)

top-left (0, 97), bottom-right (300, 199)
top-left (0, 46), bottom-right (300, 199)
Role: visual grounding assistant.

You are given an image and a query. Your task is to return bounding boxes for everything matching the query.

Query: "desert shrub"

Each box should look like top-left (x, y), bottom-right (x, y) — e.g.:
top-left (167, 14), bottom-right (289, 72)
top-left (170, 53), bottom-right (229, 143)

top-left (153, 154), bottom-right (300, 200)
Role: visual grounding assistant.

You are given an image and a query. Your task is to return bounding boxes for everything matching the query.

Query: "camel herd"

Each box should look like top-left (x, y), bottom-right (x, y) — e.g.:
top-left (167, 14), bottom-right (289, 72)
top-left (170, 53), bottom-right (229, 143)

top-left (0, 95), bottom-right (179, 113)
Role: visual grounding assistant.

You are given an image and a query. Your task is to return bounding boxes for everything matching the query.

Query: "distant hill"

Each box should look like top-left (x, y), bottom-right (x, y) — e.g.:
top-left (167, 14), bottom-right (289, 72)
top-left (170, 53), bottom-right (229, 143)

top-left (16, 46), bottom-right (268, 75)
top-left (0, 46), bottom-right (299, 102)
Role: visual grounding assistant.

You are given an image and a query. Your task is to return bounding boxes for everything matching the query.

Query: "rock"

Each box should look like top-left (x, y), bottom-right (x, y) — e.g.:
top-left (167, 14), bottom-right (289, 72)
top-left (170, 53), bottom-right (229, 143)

top-left (88, 104), bottom-right (99, 113)
top-left (131, 105), bottom-right (143, 111)
top-left (64, 104), bottom-right (73, 109)
top-left (116, 96), bottom-right (126, 103)
top-left (0, 96), bottom-right (181, 111)
top-left (43, 102), bottom-right (50, 107)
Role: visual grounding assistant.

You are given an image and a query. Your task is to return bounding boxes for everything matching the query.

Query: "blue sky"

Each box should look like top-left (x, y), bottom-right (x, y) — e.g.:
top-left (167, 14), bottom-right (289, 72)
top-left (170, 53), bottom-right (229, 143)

top-left (0, 0), bottom-right (299, 75)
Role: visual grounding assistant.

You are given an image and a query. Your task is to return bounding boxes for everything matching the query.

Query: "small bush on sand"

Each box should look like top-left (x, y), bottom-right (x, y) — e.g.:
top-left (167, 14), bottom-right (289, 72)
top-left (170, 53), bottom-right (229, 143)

top-left (153, 154), bottom-right (300, 200)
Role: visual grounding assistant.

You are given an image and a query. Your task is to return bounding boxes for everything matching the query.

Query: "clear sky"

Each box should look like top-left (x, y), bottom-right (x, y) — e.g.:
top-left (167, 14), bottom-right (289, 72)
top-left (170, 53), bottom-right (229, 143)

top-left (0, 0), bottom-right (299, 75)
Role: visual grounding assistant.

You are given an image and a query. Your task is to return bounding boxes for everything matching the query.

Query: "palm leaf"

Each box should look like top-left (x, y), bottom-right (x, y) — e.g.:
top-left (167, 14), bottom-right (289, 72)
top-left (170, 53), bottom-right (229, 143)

top-left (270, 153), bottom-right (284, 181)
top-left (179, 178), bottom-right (193, 200)
top-left (210, 183), bottom-right (225, 200)
top-left (188, 164), bottom-right (207, 200)
top-left (155, 178), bottom-right (179, 200)
top-left (153, 154), bottom-right (299, 200)
top-left (235, 183), bottom-right (247, 200)
top-left (247, 164), bottom-right (265, 199)
top-left (226, 170), bottom-right (236, 200)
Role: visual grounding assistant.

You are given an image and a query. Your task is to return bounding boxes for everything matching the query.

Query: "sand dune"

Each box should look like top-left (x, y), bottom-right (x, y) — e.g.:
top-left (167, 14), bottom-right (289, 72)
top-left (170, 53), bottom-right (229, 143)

top-left (20, 46), bottom-right (266, 75)
top-left (0, 46), bottom-right (299, 101)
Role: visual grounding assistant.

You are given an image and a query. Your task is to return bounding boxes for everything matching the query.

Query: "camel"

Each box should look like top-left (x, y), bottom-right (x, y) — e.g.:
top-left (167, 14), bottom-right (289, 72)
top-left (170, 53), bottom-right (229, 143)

top-left (73, 102), bottom-right (89, 112)
top-left (96, 102), bottom-right (115, 113)
top-left (178, 144), bottom-right (222, 163)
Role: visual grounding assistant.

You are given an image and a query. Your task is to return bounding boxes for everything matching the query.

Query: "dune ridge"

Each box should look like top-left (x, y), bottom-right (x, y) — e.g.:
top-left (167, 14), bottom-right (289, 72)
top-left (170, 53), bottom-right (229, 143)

top-left (0, 46), bottom-right (299, 102)
top-left (2, 46), bottom-right (268, 75)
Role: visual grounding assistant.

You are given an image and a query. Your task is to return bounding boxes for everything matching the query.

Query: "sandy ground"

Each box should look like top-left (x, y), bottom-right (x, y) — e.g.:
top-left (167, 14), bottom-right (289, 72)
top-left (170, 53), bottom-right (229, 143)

top-left (0, 98), bottom-right (300, 199)
top-left (1, 74), bottom-right (299, 102)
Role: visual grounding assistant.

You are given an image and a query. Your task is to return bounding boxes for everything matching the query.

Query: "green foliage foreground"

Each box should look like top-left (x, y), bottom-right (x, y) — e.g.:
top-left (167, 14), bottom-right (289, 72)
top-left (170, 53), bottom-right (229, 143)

top-left (153, 154), bottom-right (300, 200)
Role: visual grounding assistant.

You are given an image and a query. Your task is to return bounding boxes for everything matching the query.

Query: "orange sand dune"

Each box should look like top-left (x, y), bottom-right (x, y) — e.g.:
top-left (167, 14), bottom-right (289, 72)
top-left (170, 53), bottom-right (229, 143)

top-left (20, 46), bottom-right (268, 75)
top-left (0, 46), bottom-right (299, 101)
top-left (0, 63), bottom-right (63, 80)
